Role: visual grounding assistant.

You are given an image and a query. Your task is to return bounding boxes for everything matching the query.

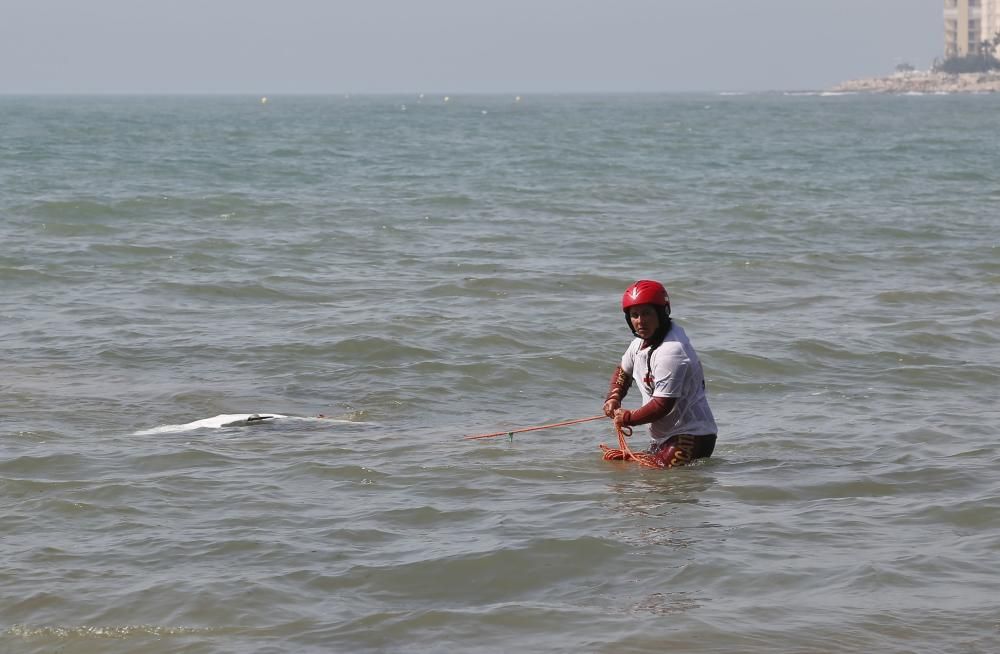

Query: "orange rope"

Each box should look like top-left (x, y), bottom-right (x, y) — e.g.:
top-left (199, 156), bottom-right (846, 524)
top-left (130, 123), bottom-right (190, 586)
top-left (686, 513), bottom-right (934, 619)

top-left (599, 424), bottom-right (662, 468)
top-left (463, 415), bottom-right (605, 440)
top-left (465, 414), bottom-right (663, 469)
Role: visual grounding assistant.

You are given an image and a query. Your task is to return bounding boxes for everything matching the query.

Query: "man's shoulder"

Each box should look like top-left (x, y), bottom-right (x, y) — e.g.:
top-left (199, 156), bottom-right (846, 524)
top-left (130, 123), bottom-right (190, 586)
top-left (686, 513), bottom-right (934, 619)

top-left (623, 337), bottom-right (643, 355)
top-left (655, 340), bottom-right (687, 358)
top-left (667, 322), bottom-right (689, 339)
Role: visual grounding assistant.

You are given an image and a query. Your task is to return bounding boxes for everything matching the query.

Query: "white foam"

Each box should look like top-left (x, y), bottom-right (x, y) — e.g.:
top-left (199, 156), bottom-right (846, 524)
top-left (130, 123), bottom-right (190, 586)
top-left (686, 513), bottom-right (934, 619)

top-left (132, 413), bottom-right (351, 435)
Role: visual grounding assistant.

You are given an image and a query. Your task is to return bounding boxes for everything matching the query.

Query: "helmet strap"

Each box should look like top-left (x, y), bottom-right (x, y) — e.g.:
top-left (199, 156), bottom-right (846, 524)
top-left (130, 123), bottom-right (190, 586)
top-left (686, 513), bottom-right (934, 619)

top-left (623, 308), bottom-right (672, 346)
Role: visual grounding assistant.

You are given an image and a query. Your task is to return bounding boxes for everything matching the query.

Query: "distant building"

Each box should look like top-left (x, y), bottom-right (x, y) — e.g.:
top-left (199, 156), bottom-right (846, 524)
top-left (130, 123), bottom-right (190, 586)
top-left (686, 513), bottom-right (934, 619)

top-left (945, 0), bottom-right (1000, 57)
top-left (988, 1), bottom-right (1000, 52)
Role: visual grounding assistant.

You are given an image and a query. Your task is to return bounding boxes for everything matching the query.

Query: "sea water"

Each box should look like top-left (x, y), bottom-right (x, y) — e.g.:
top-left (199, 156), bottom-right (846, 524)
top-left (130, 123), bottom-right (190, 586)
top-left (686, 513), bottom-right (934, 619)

top-left (2, 93), bottom-right (999, 653)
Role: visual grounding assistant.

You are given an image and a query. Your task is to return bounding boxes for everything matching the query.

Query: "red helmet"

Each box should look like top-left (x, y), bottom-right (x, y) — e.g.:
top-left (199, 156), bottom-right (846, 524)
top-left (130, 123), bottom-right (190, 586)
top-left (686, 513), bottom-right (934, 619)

top-left (621, 280), bottom-right (670, 313)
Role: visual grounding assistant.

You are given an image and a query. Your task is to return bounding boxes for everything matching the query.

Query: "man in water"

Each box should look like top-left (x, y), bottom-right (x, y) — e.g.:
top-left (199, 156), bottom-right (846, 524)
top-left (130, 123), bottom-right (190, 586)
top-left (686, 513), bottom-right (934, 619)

top-left (603, 280), bottom-right (718, 468)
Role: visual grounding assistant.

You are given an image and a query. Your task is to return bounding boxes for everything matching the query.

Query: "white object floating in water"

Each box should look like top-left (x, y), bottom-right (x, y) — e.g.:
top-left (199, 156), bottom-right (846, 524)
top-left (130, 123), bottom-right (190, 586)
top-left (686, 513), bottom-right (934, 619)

top-left (260, 96), bottom-right (268, 104)
top-left (515, 95), bottom-right (522, 102)
top-left (443, 96), bottom-right (450, 102)
top-left (131, 413), bottom-right (353, 435)
top-left (481, 110), bottom-right (487, 115)
top-left (133, 413), bottom-right (287, 435)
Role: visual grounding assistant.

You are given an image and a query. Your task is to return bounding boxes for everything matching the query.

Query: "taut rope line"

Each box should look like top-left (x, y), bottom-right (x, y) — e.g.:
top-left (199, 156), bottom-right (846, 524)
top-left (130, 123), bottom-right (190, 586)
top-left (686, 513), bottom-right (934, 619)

top-left (463, 415), bottom-right (605, 440)
top-left (464, 415), bottom-right (661, 468)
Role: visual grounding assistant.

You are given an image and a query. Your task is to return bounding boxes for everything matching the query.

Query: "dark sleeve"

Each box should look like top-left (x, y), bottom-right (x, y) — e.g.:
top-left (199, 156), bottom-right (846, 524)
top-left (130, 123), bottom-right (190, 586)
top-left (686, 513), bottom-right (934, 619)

top-left (605, 366), bottom-right (632, 402)
top-left (621, 396), bottom-right (675, 426)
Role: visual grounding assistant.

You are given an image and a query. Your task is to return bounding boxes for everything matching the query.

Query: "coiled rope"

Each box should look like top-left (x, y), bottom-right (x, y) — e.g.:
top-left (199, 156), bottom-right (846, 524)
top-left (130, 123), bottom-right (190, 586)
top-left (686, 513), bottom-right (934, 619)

top-left (599, 424), bottom-right (661, 468)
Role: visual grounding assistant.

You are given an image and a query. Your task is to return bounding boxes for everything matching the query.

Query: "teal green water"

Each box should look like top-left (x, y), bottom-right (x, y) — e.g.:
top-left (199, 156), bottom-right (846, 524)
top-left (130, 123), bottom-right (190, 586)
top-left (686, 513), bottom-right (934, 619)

top-left (2, 93), bottom-right (999, 653)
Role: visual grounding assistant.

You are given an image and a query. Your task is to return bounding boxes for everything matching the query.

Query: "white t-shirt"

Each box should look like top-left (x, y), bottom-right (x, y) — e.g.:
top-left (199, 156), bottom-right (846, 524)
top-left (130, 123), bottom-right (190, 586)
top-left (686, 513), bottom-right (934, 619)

top-left (620, 323), bottom-right (717, 443)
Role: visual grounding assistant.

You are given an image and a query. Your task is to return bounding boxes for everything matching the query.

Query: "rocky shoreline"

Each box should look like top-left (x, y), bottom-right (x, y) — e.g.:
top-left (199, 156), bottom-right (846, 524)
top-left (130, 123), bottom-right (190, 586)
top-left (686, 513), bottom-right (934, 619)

top-left (830, 71), bottom-right (1000, 94)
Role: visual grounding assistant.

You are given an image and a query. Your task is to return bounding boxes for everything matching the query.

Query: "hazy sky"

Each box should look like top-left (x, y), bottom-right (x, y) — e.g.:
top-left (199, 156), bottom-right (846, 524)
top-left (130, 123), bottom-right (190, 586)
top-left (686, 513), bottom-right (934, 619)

top-left (2, 0), bottom-right (947, 94)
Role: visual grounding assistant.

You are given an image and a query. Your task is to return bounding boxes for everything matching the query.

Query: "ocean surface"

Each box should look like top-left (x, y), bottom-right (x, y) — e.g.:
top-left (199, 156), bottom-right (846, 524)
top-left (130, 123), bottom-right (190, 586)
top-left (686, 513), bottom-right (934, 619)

top-left (2, 92), bottom-right (999, 653)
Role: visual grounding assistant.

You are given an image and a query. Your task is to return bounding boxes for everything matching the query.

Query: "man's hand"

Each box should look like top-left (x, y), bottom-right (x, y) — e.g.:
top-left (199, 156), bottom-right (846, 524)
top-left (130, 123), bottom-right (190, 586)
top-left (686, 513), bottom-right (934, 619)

top-left (612, 408), bottom-right (630, 430)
